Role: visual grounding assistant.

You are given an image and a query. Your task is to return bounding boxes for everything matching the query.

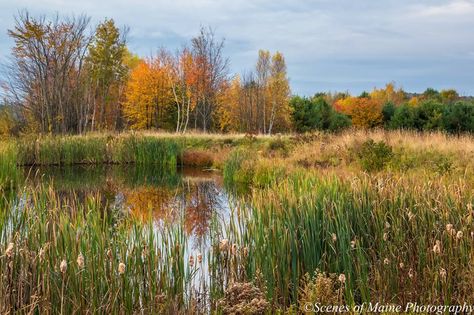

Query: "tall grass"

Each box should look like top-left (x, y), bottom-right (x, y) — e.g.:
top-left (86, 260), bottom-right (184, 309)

top-left (0, 142), bottom-right (19, 191)
top-left (218, 170), bottom-right (474, 309)
top-left (0, 186), bottom-right (193, 313)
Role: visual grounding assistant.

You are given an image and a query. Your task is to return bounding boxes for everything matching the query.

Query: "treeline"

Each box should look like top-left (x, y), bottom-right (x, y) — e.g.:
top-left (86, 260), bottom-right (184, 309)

top-left (0, 11), bottom-right (473, 137)
top-left (293, 85), bottom-right (474, 133)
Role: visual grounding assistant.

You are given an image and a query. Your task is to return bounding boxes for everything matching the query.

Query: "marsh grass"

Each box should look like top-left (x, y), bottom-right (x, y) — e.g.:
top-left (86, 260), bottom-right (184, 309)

top-left (0, 185), bottom-right (193, 314)
top-left (218, 171), bottom-right (474, 309)
top-left (0, 142), bottom-right (19, 191)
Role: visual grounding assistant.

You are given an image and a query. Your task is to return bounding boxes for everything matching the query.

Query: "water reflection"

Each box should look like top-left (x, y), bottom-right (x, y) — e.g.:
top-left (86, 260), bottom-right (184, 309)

top-left (23, 165), bottom-right (230, 244)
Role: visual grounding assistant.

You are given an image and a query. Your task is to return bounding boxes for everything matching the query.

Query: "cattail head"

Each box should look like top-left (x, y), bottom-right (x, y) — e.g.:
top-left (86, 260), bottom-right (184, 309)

top-left (432, 240), bottom-right (441, 254)
top-left (350, 240), bottom-right (356, 249)
top-left (60, 259), bottom-right (67, 274)
top-left (331, 233), bottom-right (337, 242)
top-left (77, 253), bottom-right (84, 269)
top-left (446, 224), bottom-right (454, 233)
top-left (118, 262), bottom-right (126, 275)
top-left (219, 239), bottom-right (229, 251)
top-left (5, 242), bottom-right (14, 258)
top-left (456, 230), bottom-right (463, 240)
top-left (338, 273), bottom-right (346, 284)
top-left (197, 253), bottom-right (203, 264)
top-left (439, 267), bottom-right (447, 280)
top-left (189, 255), bottom-right (194, 268)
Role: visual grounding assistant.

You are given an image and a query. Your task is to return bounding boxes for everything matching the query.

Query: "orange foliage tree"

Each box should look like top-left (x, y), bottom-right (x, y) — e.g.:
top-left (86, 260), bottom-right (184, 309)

top-left (334, 97), bottom-right (383, 128)
top-left (123, 55), bottom-right (173, 129)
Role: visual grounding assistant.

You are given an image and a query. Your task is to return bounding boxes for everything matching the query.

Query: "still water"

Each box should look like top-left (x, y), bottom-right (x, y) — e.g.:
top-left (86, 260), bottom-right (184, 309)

top-left (22, 164), bottom-right (235, 251)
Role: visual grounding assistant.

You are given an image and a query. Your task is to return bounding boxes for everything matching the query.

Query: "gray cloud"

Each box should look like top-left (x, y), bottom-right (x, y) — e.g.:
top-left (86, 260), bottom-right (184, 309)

top-left (1, 0), bottom-right (473, 95)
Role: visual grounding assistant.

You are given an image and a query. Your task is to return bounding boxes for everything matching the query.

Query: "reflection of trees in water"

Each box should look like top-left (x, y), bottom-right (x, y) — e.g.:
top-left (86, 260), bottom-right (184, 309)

top-left (123, 186), bottom-right (176, 221)
top-left (182, 180), bottom-right (221, 238)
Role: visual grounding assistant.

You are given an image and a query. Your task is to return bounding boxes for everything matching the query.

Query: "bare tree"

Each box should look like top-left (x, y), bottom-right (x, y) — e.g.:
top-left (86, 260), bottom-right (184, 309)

top-left (6, 11), bottom-right (92, 134)
top-left (191, 27), bottom-right (229, 132)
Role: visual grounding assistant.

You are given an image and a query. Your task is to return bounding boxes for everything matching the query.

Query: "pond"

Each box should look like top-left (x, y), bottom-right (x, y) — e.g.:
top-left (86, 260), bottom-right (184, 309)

top-left (22, 165), bottom-right (235, 249)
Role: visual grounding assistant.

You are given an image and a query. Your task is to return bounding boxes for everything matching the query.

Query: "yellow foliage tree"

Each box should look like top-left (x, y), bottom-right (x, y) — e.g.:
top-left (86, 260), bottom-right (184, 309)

top-left (370, 82), bottom-right (406, 105)
top-left (123, 57), bottom-right (173, 129)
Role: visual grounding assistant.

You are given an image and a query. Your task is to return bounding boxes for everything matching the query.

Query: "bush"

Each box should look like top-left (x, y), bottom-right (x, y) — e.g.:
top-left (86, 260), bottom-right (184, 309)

top-left (382, 102), bottom-right (396, 126)
top-left (413, 100), bottom-right (444, 131)
top-left (354, 139), bottom-right (393, 172)
top-left (389, 104), bottom-right (416, 129)
top-left (442, 101), bottom-right (474, 133)
top-left (290, 96), bottom-right (351, 132)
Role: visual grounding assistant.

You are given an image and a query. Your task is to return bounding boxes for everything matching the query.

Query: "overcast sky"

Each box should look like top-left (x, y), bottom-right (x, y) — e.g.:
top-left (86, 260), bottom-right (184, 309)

top-left (1, 0), bottom-right (473, 95)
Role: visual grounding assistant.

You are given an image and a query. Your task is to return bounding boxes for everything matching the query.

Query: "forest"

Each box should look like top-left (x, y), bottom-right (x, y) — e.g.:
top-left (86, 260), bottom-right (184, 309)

top-left (1, 11), bottom-right (473, 138)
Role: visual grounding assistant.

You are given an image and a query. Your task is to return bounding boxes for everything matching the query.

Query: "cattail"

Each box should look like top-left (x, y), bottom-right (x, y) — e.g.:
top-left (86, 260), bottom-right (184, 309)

top-left (106, 248), bottom-right (113, 260)
top-left (197, 253), bottom-right (203, 264)
top-left (77, 253), bottom-right (84, 269)
top-left (408, 268), bottom-right (414, 278)
top-left (456, 230), bottom-right (463, 240)
top-left (338, 273), bottom-right (346, 284)
top-left (60, 259), bottom-right (67, 274)
top-left (446, 224), bottom-right (453, 233)
top-left (383, 232), bottom-right (389, 241)
top-left (350, 240), bottom-right (356, 249)
top-left (384, 258), bottom-right (390, 265)
top-left (331, 233), bottom-right (337, 242)
top-left (432, 240), bottom-right (441, 254)
top-left (118, 262), bottom-right (126, 275)
top-left (439, 268), bottom-right (447, 280)
top-left (5, 242), bottom-right (14, 258)
top-left (189, 255), bottom-right (194, 267)
top-left (219, 239), bottom-right (229, 251)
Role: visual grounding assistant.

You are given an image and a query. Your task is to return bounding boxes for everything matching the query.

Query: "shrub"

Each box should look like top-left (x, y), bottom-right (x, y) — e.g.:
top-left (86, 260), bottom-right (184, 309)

top-left (389, 104), bottom-right (416, 129)
top-left (354, 139), bottom-right (393, 172)
top-left (381, 102), bottom-right (396, 126)
top-left (290, 96), bottom-right (351, 132)
top-left (442, 101), bottom-right (474, 133)
top-left (413, 100), bottom-right (444, 131)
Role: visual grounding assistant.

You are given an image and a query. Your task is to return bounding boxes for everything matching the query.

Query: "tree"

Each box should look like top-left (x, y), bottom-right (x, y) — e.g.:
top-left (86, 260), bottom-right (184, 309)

top-left (191, 27), bottom-right (229, 131)
top-left (256, 50), bottom-right (271, 133)
top-left (389, 104), bottom-right (416, 129)
top-left (370, 83), bottom-right (406, 106)
top-left (382, 102), bottom-right (396, 126)
top-left (168, 48), bottom-right (197, 133)
top-left (440, 89), bottom-right (459, 104)
top-left (442, 101), bottom-right (474, 133)
top-left (123, 56), bottom-right (173, 130)
top-left (267, 52), bottom-right (291, 134)
top-left (334, 97), bottom-right (383, 128)
top-left (413, 100), bottom-right (444, 131)
top-left (290, 96), bottom-right (350, 132)
top-left (6, 11), bottom-right (91, 134)
top-left (87, 18), bottom-right (128, 131)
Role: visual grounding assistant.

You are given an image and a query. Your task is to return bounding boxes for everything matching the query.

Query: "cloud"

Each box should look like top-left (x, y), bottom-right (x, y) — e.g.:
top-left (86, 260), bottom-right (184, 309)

top-left (0, 0), bottom-right (473, 95)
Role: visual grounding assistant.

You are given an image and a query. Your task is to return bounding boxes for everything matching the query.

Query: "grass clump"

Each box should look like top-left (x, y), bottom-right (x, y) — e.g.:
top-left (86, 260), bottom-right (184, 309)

top-left (353, 139), bottom-right (393, 172)
top-left (0, 142), bottom-right (19, 191)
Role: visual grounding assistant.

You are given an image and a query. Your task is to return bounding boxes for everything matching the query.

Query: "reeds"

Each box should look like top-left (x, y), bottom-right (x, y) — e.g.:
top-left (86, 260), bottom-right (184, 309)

top-left (0, 185), bottom-right (191, 313)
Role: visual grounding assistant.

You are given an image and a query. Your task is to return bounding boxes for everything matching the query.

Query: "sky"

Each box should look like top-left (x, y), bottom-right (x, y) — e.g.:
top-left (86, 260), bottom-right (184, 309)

top-left (0, 0), bottom-right (473, 96)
